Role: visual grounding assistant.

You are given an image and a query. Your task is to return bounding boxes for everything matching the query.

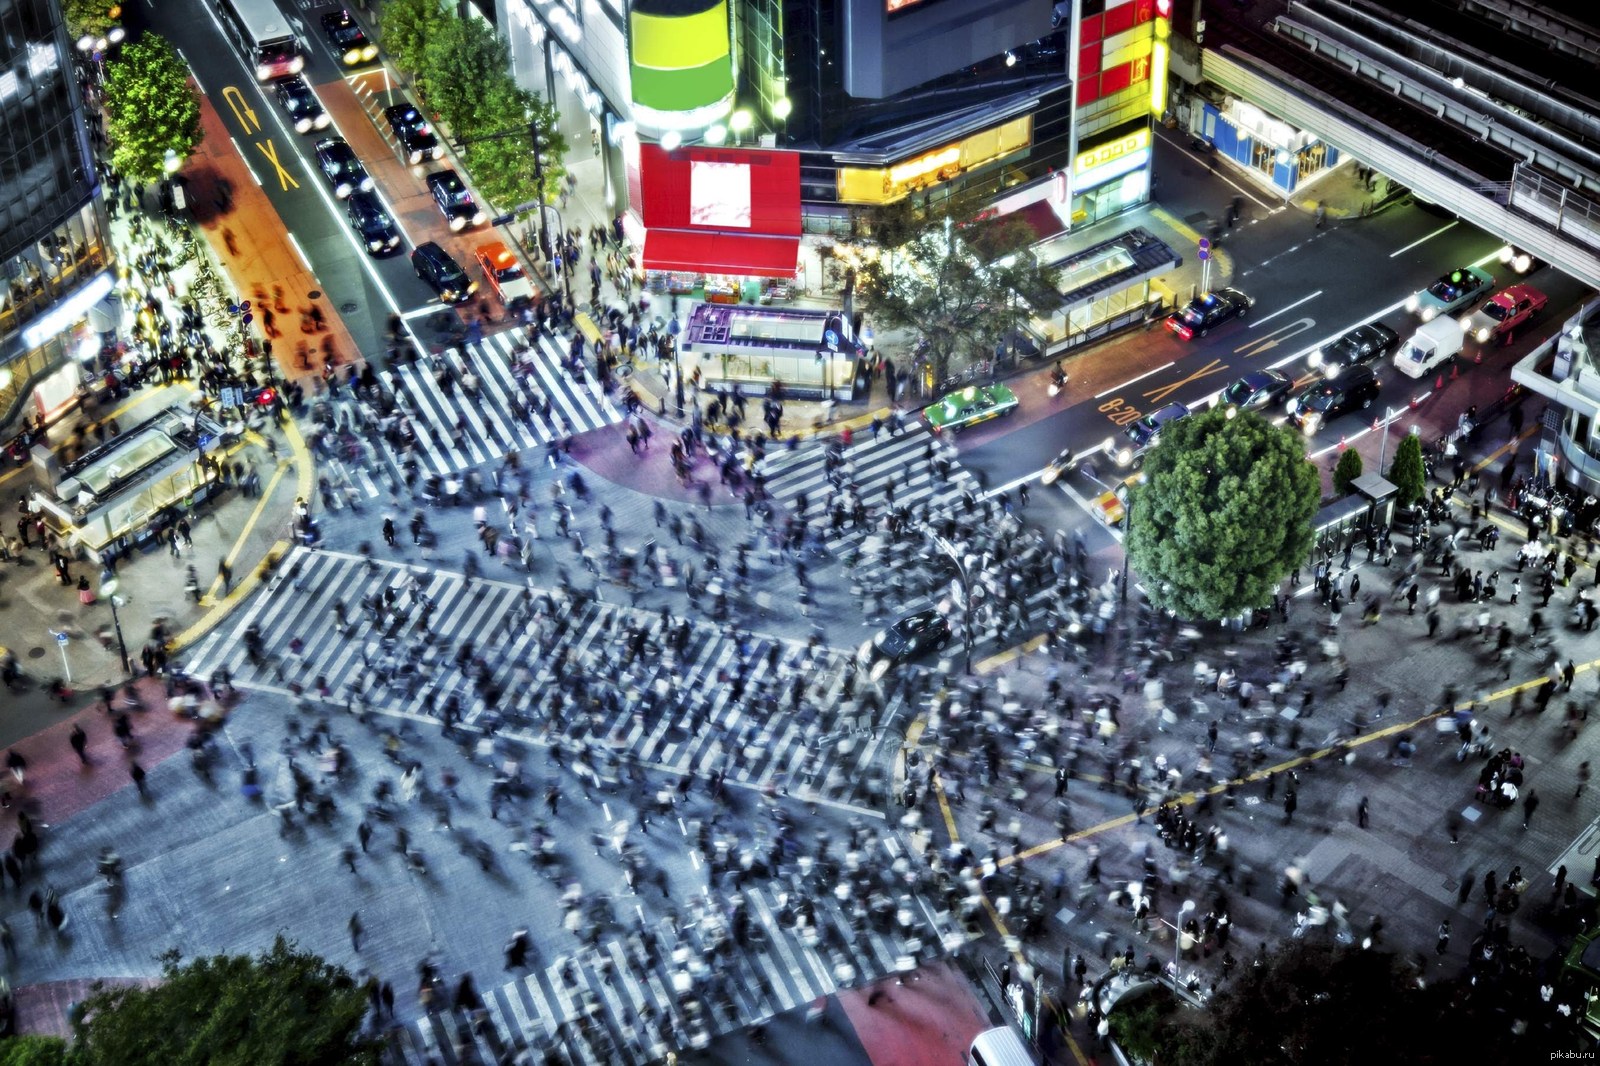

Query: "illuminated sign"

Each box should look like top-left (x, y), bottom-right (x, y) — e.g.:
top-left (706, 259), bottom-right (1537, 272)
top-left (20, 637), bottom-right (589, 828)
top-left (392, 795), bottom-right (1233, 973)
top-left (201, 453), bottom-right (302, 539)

top-left (689, 160), bottom-right (751, 228)
top-left (629, 1), bottom-right (733, 118)
top-left (1074, 130), bottom-right (1152, 176)
top-left (887, 0), bottom-right (935, 10)
top-left (23, 272), bottom-right (114, 349)
top-left (888, 146), bottom-right (960, 187)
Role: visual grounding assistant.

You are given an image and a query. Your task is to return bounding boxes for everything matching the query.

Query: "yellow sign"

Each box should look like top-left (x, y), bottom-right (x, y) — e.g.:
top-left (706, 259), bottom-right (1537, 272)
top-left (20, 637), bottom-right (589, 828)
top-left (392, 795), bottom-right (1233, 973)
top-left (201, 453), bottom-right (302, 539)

top-left (837, 115), bottom-right (1032, 204)
top-left (887, 146), bottom-right (960, 187)
top-left (1074, 129), bottom-right (1152, 176)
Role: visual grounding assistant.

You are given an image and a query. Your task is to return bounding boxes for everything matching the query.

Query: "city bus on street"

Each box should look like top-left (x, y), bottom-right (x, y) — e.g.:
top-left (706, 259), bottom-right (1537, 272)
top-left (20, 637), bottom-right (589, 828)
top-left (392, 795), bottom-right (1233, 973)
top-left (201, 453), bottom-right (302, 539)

top-left (213, 0), bottom-right (304, 81)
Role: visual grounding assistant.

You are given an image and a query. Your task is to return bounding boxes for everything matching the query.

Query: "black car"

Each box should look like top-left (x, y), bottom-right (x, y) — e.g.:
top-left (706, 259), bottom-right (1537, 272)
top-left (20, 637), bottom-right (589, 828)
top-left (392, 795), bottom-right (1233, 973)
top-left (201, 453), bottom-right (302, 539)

top-left (313, 138), bottom-right (373, 199)
top-left (858, 608), bottom-right (952, 678)
top-left (321, 9), bottom-right (376, 66)
top-left (1164, 287), bottom-right (1253, 340)
top-left (411, 241), bottom-right (475, 304)
top-left (1309, 322), bottom-right (1399, 379)
top-left (425, 170), bottom-right (485, 232)
top-left (384, 103), bottom-right (441, 165)
top-left (273, 75), bottom-right (329, 134)
top-left (347, 193), bottom-right (401, 256)
top-left (1220, 369), bottom-right (1294, 413)
top-left (1286, 364), bottom-right (1381, 433)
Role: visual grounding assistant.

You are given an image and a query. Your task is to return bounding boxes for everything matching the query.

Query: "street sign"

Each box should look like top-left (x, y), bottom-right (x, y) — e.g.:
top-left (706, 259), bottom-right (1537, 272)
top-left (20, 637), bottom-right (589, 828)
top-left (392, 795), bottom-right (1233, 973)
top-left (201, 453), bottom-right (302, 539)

top-left (1198, 237), bottom-right (1211, 262)
top-left (54, 631), bottom-right (68, 646)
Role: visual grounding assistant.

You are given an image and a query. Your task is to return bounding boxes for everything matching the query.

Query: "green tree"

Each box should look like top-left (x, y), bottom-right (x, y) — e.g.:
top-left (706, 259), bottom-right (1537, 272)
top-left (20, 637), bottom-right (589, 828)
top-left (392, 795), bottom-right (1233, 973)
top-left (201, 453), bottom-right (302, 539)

top-left (1125, 405), bottom-right (1319, 620)
top-left (70, 939), bottom-right (379, 1066)
top-left (458, 86), bottom-right (567, 215)
top-left (60, 0), bottom-right (120, 43)
top-left (1388, 432), bottom-right (1427, 506)
top-left (0, 1036), bottom-right (72, 1066)
top-left (101, 33), bottom-right (201, 183)
top-left (376, 0), bottom-right (449, 81)
top-left (856, 212), bottom-right (1059, 392)
top-left (419, 15), bottom-right (507, 136)
top-left (1332, 447), bottom-right (1364, 496)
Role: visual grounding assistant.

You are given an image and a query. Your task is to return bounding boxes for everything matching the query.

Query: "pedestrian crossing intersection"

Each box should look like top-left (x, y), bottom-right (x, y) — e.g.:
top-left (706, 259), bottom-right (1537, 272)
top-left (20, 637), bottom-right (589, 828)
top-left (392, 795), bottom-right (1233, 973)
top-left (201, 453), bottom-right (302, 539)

top-left (186, 550), bottom-right (903, 800)
top-left (387, 326), bottom-right (623, 477)
top-left (387, 856), bottom-right (962, 1066)
top-left (756, 424), bottom-right (976, 531)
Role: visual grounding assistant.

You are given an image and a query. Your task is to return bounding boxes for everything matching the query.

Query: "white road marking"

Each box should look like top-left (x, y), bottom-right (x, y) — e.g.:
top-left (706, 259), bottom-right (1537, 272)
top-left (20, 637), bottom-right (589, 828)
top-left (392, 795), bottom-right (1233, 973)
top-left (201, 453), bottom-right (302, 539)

top-left (1389, 221), bottom-right (1460, 259)
top-left (1249, 290), bottom-right (1323, 328)
top-left (1094, 361), bottom-right (1174, 400)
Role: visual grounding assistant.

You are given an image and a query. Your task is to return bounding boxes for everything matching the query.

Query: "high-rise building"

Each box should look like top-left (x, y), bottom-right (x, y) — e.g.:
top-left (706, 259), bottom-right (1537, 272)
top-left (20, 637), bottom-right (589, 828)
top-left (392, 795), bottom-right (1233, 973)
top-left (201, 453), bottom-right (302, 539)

top-left (0, 0), bottom-right (114, 432)
top-left (500, 0), bottom-right (1168, 282)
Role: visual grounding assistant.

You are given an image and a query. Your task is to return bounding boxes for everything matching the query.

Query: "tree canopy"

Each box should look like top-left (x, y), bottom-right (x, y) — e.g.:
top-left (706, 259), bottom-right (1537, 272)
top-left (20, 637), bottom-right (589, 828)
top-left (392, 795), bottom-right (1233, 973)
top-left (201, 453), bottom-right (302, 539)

top-left (101, 33), bottom-right (202, 183)
top-left (1389, 432), bottom-right (1427, 506)
top-left (1125, 405), bottom-right (1319, 619)
top-left (382, 4), bottom-right (566, 214)
top-left (60, 0), bottom-right (120, 43)
top-left (856, 211), bottom-right (1058, 392)
top-left (1121, 940), bottom-right (1567, 1066)
top-left (63, 938), bottom-right (378, 1066)
top-left (1332, 446), bottom-right (1363, 496)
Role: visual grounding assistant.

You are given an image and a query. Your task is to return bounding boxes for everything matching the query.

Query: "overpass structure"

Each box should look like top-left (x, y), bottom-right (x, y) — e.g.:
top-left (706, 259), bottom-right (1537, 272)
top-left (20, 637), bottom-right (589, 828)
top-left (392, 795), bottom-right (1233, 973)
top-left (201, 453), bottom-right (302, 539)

top-left (1195, 0), bottom-right (1600, 289)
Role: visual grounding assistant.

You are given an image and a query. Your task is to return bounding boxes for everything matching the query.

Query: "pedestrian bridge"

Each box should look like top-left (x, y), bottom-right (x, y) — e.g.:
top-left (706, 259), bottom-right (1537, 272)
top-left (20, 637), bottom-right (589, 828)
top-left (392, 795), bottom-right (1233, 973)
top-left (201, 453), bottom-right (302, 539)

top-left (1198, 0), bottom-right (1600, 289)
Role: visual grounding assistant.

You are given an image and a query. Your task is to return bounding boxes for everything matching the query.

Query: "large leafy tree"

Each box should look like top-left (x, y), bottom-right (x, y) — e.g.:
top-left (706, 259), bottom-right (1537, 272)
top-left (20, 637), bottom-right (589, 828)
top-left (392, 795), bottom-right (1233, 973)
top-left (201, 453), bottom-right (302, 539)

top-left (460, 85), bottom-right (567, 214)
top-left (1332, 447), bottom-right (1363, 496)
top-left (1126, 405), bottom-right (1319, 619)
top-left (1389, 431), bottom-right (1427, 506)
top-left (856, 212), bottom-right (1058, 392)
top-left (376, 0), bottom-right (449, 82)
top-left (102, 33), bottom-right (202, 183)
top-left (67, 939), bottom-right (379, 1066)
top-left (419, 15), bottom-right (508, 135)
top-left (60, 0), bottom-right (119, 43)
top-left (1137, 940), bottom-right (1562, 1065)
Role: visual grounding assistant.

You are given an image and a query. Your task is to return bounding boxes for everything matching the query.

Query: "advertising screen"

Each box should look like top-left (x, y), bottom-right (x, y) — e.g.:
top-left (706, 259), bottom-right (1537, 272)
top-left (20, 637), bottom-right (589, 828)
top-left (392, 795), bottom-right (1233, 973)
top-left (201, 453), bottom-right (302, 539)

top-left (689, 161), bottom-right (752, 228)
top-left (638, 145), bottom-right (800, 236)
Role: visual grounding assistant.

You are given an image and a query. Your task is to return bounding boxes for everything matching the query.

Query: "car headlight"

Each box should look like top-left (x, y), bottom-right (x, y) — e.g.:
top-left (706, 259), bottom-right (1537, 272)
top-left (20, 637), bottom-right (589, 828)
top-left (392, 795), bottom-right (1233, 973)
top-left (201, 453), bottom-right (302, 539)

top-left (1459, 314), bottom-right (1473, 331)
top-left (335, 181), bottom-right (351, 197)
top-left (1325, 363), bottom-right (1342, 379)
top-left (408, 150), bottom-right (422, 165)
top-left (368, 239), bottom-right (383, 251)
top-left (361, 45), bottom-right (378, 61)
top-left (387, 235), bottom-right (400, 247)
top-left (256, 64), bottom-right (273, 80)
top-left (295, 116), bottom-right (312, 134)
top-left (869, 658), bottom-right (891, 682)
top-left (360, 177), bottom-right (374, 192)
top-left (1420, 307), bottom-right (1436, 322)
top-left (290, 56), bottom-right (305, 73)
top-left (1308, 351), bottom-right (1323, 367)
top-left (857, 638), bottom-right (873, 660)
top-left (449, 216), bottom-right (466, 232)
top-left (1301, 413), bottom-right (1319, 435)
top-left (1405, 295), bottom-right (1419, 312)
top-left (315, 113), bottom-right (330, 129)
top-left (1476, 327), bottom-right (1491, 343)
top-left (1041, 466), bottom-right (1059, 486)
top-left (1115, 447), bottom-right (1134, 467)
top-left (1100, 436), bottom-right (1114, 454)
top-left (343, 48), bottom-right (361, 64)
top-left (471, 211), bottom-right (486, 226)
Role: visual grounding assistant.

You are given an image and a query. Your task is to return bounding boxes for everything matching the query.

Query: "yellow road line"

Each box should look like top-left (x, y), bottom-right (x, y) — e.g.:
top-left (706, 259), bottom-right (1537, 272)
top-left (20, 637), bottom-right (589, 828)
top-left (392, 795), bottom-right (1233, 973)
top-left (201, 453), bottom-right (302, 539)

top-left (974, 633), bottom-right (1048, 674)
top-left (201, 458), bottom-right (290, 604)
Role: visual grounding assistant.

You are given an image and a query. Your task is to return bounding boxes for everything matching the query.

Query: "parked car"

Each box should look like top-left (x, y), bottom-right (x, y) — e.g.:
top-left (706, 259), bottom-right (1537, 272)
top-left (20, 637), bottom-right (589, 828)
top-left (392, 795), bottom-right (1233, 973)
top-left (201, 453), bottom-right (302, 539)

top-left (273, 75), bottom-right (329, 134)
top-left (313, 138), bottom-right (373, 199)
top-left (426, 170), bottom-right (486, 232)
top-left (320, 9), bottom-right (376, 66)
top-left (1286, 364), bottom-right (1381, 433)
top-left (857, 608), bottom-right (952, 679)
top-left (1164, 288), bottom-right (1252, 340)
top-left (1460, 284), bottom-right (1547, 345)
top-left (1308, 321), bottom-right (1399, 378)
top-left (384, 103), bottom-right (441, 165)
top-left (347, 192), bottom-right (401, 256)
top-left (1406, 266), bottom-right (1493, 322)
top-left (475, 241), bottom-right (535, 309)
top-left (1109, 402), bottom-right (1189, 468)
top-left (411, 241), bottom-right (475, 304)
top-left (924, 384), bottom-right (1018, 434)
top-left (1220, 369), bottom-right (1294, 413)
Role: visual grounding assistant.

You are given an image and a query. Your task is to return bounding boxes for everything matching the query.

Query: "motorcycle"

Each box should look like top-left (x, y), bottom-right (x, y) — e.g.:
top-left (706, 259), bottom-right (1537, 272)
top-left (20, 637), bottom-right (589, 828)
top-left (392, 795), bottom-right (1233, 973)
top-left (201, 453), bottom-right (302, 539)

top-left (1048, 364), bottom-right (1069, 398)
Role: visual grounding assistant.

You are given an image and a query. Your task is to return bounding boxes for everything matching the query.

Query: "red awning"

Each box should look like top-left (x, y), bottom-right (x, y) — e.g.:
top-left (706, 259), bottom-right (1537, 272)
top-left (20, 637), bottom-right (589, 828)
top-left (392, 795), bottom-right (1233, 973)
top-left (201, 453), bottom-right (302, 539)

top-left (642, 229), bottom-right (800, 278)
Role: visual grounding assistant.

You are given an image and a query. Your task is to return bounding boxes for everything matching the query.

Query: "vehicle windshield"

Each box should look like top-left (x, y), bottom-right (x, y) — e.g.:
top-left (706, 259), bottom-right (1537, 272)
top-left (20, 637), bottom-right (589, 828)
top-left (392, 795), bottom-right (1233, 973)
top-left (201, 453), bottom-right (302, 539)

top-left (1126, 418), bottom-right (1161, 445)
top-left (330, 24), bottom-right (362, 44)
top-left (1178, 306), bottom-right (1207, 327)
top-left (1303, 388), bottom-right (1337, 412)
top-left (1426, 272), bottom-right (1473, 301)
top-left (256, 37), bottom-right (298, 66)
top-left (495, 263), bottom-right (524, 281)
top-left (1222, 381), bottom-right (1253, 404)
top-left (1482, 301), bottom-right (1513, 322)
top-left (443, 186), bottom-right (472, 206)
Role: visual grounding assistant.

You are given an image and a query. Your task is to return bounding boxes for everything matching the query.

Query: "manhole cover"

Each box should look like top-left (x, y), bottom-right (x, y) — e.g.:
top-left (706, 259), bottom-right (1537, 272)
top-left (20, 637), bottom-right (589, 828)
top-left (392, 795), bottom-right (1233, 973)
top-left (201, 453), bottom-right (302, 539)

top-left (26, 647), bottom-right (44, 659)
top-left (341, 301), bottom-right (357, 314)
top-left (616, 365), bottom-right (634, 378)
top-left (308, 289), bottom-right (323, 301)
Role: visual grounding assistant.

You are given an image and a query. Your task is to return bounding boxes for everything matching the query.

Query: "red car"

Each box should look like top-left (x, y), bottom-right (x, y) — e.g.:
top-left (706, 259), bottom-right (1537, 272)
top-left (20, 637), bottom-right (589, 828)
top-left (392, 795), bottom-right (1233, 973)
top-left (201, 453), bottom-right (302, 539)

top-left (1460, 284), bottom-right (1547, 345)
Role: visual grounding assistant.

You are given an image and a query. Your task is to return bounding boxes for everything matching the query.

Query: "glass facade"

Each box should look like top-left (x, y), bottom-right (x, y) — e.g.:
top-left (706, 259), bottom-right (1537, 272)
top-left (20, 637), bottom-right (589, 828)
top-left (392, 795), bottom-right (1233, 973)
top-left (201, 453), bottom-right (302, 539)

top-left (0, 0), bottom-right (106, 429)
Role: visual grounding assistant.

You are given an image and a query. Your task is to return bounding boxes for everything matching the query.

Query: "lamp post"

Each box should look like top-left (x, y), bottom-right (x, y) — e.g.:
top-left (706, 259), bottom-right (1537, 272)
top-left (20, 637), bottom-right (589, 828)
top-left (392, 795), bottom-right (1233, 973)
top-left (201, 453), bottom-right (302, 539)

top-left (101, 579), bottom-right (132, 677)
top-left (931, 533), bottom-right (973, 674)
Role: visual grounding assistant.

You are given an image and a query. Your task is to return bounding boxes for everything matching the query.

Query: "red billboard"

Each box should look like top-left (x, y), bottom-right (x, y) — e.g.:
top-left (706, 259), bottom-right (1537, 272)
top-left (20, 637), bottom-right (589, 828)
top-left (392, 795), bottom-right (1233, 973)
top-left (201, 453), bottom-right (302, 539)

top-left (634, 144), bottom-right (802, 277)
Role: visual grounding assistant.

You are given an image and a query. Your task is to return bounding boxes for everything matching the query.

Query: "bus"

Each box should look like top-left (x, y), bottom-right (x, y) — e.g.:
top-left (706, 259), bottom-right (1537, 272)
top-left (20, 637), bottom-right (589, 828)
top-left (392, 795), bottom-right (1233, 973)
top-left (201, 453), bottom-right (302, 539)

top-left (213, 0), bottom-right (303, 81)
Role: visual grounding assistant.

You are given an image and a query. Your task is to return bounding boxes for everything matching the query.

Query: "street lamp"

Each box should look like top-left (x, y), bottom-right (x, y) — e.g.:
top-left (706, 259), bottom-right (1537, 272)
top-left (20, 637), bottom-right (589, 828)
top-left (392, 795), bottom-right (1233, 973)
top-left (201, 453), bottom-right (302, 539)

top-left (931, 533), bottom-right (973, 674)
top-left (100, 578), bottom-right (132, 677)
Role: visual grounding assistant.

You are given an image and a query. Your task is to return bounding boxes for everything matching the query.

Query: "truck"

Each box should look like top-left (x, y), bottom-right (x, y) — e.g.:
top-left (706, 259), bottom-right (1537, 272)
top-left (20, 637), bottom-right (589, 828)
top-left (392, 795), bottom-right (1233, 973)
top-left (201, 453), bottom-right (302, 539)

top-left (1392, 316), bottom-right (1463, 379)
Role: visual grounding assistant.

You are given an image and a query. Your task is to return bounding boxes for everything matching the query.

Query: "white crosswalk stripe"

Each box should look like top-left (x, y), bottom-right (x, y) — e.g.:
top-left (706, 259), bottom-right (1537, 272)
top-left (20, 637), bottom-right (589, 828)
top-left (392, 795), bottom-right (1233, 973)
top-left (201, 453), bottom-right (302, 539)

top-left (756, 424), bottom-right (974, 528)
top-left (384, 858), bottom-right (960, 1066)
top-left (186, 550), bottom-right (904, 804)
top-left (385, 327), bottom-right (623, 476)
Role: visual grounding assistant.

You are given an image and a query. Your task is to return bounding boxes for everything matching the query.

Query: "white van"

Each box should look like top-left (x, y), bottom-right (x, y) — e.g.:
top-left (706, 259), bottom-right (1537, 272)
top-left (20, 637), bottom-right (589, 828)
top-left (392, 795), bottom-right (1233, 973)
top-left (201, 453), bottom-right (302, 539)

top-left (1392, 316), bottom-right (1464, 379)
top-left (968, 1025), bottom-right (1037, 1066)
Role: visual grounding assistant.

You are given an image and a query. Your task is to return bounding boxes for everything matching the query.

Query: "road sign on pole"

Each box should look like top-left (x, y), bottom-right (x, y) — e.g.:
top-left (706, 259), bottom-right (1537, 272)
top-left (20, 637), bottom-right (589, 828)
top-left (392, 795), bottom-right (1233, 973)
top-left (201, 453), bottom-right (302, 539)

top-left (48, 630), bottom-right (71, 683)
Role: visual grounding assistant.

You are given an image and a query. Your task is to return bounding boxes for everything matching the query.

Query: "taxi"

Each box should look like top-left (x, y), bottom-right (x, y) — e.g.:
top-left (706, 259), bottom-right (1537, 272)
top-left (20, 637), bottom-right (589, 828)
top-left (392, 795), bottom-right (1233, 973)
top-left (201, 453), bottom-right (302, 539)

top-left (474, 241), bottom-right (535, 310)
top-left (1090, 473), bottom-right (1145, 527)
top-left (924, 384), bottom-right (1018, 434)
top-left (1459, 283), bottom-right (1546, 345)
top-left (1406, 266), bottom-right (1494, 322)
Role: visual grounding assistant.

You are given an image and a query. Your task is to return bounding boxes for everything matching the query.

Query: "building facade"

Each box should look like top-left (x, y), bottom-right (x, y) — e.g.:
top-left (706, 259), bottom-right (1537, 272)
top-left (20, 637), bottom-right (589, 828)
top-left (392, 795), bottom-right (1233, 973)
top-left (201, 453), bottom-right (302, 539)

top-left (497, 0), bottom-right (1168, 282)
top-left (0, 0), bottom-right (113, 432)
